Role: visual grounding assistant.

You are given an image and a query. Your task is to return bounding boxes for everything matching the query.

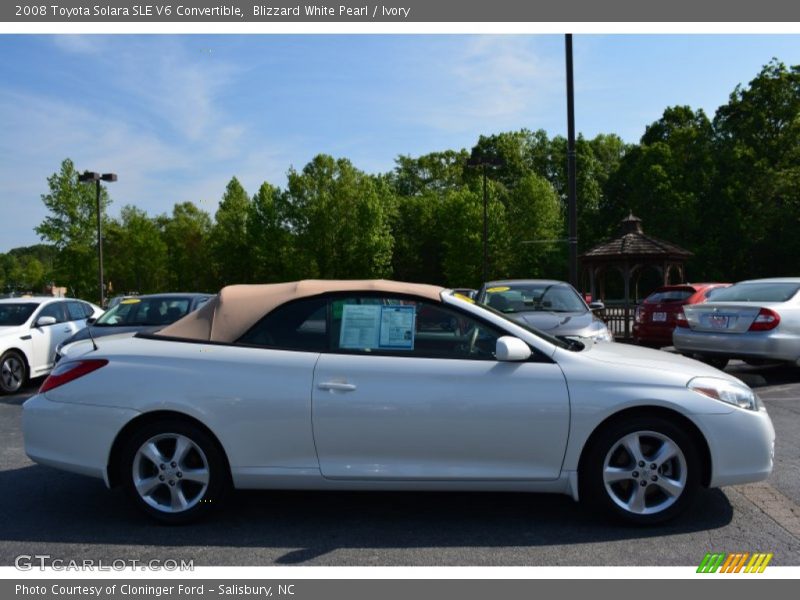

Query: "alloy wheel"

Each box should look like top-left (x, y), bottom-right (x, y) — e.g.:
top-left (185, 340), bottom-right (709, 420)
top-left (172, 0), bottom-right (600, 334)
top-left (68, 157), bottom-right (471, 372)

top-left (1, 355), bottom-right (24, 392)
top-left (131, 433), bottom-right (210, 513)
top-left (602, 430), bottom-right (688, 516)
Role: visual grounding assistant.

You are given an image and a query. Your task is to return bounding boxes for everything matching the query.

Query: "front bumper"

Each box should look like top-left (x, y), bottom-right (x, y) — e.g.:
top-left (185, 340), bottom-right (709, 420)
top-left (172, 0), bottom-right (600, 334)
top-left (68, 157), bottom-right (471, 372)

top-left (23, 393), bottom-right (139, 486)
top-left (696, 405), bottom-right (775, 487)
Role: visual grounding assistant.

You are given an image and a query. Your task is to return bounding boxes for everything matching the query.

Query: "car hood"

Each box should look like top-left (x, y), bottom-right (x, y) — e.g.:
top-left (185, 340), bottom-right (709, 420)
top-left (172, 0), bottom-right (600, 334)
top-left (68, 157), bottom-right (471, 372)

top-left (580, 341), bottom-right (743, 383)
top-left (505, 310), bottom-right (598, 334)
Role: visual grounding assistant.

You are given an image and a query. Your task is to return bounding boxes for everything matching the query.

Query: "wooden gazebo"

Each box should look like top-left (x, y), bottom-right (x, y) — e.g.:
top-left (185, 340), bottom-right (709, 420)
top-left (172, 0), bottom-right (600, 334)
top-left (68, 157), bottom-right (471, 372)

top-left (580, 213), bottom-right (692, 339)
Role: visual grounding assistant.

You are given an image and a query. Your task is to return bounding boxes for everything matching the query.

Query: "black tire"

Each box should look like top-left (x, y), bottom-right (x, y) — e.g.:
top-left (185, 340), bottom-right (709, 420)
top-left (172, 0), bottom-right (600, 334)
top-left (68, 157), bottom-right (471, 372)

top-left (120, 419), bottom-right (230, 524)
top-left (580, 416), bottom-right (701, 525)
top-left (0, 350), bottom-right (27, 394)
top-left (697, 355), bottom-right (729, 370)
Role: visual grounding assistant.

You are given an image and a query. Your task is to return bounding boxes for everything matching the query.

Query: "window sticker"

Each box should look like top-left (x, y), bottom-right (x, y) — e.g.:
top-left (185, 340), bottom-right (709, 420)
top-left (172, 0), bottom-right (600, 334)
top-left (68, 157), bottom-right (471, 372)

top-left (339, 304), bottom-right (416, 351)
top-left (339, 304), bottom-right (381, 349)
top-left (378, 305), bottom-right (415, 349)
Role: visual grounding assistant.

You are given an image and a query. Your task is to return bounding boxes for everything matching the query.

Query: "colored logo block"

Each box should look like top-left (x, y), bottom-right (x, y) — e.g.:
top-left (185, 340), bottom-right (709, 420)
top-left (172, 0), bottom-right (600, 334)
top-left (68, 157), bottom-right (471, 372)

top-left (697, 552), bottom-right (773, 573)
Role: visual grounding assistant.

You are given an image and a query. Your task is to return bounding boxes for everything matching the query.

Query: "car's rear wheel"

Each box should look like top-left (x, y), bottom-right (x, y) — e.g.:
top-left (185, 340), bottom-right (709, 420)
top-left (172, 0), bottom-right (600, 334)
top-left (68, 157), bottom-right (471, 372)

top-left (0, 350), bottom-right (27, 394)
top-left (120, 419), bottom-right (230, 524)
top-left (581, 417), bottom-right (700, 525)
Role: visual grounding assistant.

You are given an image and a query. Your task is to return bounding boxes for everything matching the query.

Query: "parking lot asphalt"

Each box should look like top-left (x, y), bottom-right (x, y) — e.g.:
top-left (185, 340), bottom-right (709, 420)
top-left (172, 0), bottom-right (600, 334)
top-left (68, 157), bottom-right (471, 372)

top-left (1, 363), bottom-right (799, 567)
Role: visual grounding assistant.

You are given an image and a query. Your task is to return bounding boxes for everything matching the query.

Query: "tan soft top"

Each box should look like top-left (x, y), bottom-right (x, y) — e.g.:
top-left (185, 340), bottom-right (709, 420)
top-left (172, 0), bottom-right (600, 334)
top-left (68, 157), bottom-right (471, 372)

top-left (155, 279), bottom-right (445, 343)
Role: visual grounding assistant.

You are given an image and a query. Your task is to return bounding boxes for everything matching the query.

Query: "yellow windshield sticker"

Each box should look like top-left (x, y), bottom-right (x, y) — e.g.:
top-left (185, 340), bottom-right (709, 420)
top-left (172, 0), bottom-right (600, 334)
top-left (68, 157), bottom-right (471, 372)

top-left (453, 293), bottom-right (475, 304)
top-left (120, 298), bottom-right (141, 304)
top-left (485, 286), bottom-right (510, 293)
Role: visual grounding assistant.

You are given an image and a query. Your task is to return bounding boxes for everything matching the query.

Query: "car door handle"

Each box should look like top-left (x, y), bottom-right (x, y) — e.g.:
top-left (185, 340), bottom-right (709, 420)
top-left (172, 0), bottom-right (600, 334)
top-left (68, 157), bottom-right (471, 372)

top-left (317, 381), bottom-right (357, 392)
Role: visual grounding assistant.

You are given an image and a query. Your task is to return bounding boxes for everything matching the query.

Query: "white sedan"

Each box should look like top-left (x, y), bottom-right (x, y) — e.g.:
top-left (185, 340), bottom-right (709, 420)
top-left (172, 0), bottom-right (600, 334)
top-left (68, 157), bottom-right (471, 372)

top-left (0, 297), bottom-right (103, 393)
top-left (23, 280), bottom-right (774, 525)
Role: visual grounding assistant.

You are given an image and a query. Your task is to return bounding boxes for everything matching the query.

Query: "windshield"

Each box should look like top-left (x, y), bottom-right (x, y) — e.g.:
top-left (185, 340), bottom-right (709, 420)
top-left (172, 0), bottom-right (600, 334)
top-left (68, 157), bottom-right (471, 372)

top-left (709, 282), bottom-right (800, 303)
top-left (0, 303), bottom-right (37, 326)
top-left (96, 297), bottom-right (193, 326)
top-left (449, 292), bottom-right (576, 351)
top-left (481, 283), bottom-right (588, 314)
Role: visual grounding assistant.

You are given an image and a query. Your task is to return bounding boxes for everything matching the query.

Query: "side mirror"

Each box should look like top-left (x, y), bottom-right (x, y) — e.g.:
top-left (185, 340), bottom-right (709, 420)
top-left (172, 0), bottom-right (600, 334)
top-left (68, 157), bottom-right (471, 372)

top-left (589, 301), bottom-right (605, 311)
top-left (495, 336), bottom-right (532, 362)
top-left (87, 317), bottom-right (97, 325)
top-left (35, 316), bottom-right (57, 327)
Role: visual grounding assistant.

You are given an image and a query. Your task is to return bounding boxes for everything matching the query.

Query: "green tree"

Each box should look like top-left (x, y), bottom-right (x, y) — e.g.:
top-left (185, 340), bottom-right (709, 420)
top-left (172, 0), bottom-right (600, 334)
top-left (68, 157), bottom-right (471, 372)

top-left (505, 173), bottom-right (564, 278)
top-left (162, 202), bottom-right (213, 291)
top-left (708, 59), bottom-right (800, 279)
top-left (286, 155), bottom-right (394, 279)
top-left (391, 150), bottom-right (469, 196)
top-left (603, 106), bottom-right (714, 254)
top-left (210, 177), bottom-right (253, 286)
top-left (248, 182), bottom-right (294, 283)
top-left (104, 206), bottom-right (168, 294)
top-left (35, 158), bottom-right (111, 300)
top-left (439, 186), bottom-right (509, 288)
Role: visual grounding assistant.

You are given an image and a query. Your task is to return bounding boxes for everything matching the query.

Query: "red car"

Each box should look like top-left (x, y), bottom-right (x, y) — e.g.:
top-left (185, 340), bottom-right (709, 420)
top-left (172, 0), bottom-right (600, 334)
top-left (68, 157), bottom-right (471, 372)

top-left (633, 283), bottom-right (730, 348)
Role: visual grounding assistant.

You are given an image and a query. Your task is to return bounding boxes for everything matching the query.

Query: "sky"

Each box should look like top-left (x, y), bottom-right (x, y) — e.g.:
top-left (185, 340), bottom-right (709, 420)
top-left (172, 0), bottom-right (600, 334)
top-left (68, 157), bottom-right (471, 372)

top-left (2, 33), bottom-right (800, 251)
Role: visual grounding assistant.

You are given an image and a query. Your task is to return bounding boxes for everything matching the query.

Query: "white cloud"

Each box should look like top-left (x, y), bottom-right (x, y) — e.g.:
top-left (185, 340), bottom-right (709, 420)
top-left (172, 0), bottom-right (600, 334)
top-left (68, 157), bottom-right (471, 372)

top-left (404, 36), bottom-right (562, 133)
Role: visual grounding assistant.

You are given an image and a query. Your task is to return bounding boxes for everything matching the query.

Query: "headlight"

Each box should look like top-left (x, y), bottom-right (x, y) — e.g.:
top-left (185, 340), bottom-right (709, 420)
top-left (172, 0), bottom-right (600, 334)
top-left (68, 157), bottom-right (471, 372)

top-left (688, 376), bottom-right (759, 411)
top-left (591, 324), bottom-right (614, 342)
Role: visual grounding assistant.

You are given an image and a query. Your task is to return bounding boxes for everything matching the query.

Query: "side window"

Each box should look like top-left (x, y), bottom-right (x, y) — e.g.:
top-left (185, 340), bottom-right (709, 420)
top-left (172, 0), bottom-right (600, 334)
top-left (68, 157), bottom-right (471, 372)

top-left (37, 302), bottom-right (67, 324)
top-left (67, 301), bottom-right (87, 321)
top-left (81, 302), bottom-right (95, 318)
top-left (330, 296), bottom-right (503, 360)
top-left (238, 297), bottom-right (328, 352)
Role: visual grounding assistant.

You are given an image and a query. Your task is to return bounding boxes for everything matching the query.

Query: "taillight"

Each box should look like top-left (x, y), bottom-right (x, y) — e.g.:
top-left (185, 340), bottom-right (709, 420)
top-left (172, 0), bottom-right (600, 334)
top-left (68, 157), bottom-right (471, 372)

top-left (675, 309), bottom-right (689, 328)
top-left (749, 308), bottom-right (781, 332)
top-left (634, 307), bottom-right (642, 323)
top-left (39, 359), bottom-right (108, 393)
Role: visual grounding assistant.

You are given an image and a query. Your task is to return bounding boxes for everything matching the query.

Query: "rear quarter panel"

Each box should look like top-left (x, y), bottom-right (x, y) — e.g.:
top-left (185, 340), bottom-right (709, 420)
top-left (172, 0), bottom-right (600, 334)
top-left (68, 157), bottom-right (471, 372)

top-left (44, 337), bottom-right (321, 470)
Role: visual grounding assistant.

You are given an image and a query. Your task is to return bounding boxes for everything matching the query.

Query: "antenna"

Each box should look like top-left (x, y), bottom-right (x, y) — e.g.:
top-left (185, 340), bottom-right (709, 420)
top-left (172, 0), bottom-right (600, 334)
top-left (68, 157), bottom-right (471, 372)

top-left (86, 318), bottom-right (98, 352)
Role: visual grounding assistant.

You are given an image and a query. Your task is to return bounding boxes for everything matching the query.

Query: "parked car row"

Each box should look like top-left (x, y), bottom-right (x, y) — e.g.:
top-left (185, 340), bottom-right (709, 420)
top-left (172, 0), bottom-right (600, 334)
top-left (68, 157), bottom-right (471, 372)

top-left (0, 292), bottom-right (212, 393)
top-left (629, 277), bottom-right (800, 371)
top-left (633, 283), bottom-right (730, 348)
top-left (0, 297), bottom-right (103, 393)
top-left (55, 293), bottom-right (212, 363)
top-left (673, 278), bottom-right (800, 370)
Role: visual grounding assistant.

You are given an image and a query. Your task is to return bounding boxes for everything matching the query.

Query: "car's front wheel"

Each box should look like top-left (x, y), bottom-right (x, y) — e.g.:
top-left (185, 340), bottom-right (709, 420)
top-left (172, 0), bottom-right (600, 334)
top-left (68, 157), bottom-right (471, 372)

top-left (581, 417), bottom-right (700, 525)
top-left (120, 419), bottom-right (230, 524)
top-left (0, 350), bottom-right (27, 394)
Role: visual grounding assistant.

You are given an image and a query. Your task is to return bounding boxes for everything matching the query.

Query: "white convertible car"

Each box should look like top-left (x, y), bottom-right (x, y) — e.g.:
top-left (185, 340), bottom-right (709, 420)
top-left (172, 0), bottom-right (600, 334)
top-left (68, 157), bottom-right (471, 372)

top-left (23, 280), bottom-right (774, 525)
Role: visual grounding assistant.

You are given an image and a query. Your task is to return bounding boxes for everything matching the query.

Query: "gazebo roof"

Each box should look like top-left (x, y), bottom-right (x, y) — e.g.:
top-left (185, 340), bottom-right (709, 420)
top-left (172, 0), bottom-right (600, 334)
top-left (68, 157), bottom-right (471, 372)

top-left (580, 213), bottom-right (692, 261)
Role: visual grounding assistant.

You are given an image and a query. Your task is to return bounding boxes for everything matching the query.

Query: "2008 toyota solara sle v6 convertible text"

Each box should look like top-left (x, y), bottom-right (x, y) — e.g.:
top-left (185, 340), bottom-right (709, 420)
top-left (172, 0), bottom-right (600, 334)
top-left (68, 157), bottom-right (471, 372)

top-left (22, 280), bottom-right (775, 525)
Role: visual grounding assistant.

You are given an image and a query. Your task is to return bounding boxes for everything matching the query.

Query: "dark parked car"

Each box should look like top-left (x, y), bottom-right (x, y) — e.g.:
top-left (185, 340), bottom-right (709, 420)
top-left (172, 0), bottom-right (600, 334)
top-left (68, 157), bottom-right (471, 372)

top-left (633, 283), bottom-right (729, 348)
top-left (55, 293), bottom-right (212, 362)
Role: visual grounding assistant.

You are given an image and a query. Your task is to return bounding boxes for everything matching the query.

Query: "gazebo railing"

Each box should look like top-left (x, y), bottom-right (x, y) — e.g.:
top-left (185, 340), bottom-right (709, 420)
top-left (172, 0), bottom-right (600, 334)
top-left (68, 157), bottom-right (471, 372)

top-left (596, 301), bottom-right (636, 340)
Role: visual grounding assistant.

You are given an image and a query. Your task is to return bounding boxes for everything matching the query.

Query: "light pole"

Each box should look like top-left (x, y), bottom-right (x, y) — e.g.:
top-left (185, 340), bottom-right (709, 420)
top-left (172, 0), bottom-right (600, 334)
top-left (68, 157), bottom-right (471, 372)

top-left (78, 170), bottom-right (117, 307)
top-left (467, 149), bottom-right (504, 283)
top-left (565, 33), bottom-right (578, 288)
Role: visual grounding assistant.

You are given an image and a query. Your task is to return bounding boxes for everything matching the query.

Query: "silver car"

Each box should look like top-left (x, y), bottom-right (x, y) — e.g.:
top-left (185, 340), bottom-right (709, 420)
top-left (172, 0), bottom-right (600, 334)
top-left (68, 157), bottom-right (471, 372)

top-left (476, 279), bottom-right (613, 342)
top-left (673, 277), bottom-right (800, 369)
